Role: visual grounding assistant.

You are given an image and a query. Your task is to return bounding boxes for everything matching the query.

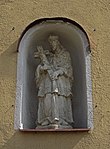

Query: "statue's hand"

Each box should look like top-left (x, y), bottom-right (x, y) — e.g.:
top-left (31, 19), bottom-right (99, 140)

top-left (37, 46), bottom-right (44, 52)
top-left (51, 70), bottom-right (63, 80)
top-left (40, 64), bottom-right (50, 71)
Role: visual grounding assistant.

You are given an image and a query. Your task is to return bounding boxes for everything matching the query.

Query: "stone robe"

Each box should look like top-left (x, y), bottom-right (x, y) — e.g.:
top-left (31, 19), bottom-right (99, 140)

top-left (35, 49), bottom-right (74, 128)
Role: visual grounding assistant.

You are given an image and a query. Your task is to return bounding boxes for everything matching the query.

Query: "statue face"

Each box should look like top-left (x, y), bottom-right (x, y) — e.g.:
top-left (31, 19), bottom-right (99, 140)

top-left (49, 40), bottom-right (58, 51)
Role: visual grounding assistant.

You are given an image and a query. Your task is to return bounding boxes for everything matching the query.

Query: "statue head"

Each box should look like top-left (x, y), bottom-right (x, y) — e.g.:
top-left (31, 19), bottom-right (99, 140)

top-left (48, 35), bottom-right (59, 51)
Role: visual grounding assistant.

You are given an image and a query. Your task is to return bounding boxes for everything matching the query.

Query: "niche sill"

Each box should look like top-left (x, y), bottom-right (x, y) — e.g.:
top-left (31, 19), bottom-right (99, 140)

top-left (19, 128), bottom-right (90, 132)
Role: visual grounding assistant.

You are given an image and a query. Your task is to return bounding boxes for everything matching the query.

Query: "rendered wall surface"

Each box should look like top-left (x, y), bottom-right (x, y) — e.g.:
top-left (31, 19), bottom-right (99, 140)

top-left (0, 0), bottom-right (110, 149)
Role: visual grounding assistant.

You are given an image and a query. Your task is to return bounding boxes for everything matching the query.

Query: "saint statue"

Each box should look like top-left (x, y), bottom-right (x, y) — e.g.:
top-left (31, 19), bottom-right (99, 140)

top-left (34, 35), bottom-right (74, 129)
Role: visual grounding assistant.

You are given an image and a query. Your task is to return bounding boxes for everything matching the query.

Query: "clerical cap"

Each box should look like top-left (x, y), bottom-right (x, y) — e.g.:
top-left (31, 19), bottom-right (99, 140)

top-left (48, 35), bottom-right (59, 42)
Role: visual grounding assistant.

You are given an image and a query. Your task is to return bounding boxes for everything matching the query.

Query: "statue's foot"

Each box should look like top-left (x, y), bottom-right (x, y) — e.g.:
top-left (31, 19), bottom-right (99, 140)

top-left (58, 119), bottom-right (73, 129)
top-left (41, 120), bottom-right (49, 126)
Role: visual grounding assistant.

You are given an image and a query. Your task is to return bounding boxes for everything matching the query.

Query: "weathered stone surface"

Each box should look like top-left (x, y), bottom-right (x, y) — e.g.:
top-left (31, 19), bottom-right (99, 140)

top-left (35, 35), bottom-right (74, 129)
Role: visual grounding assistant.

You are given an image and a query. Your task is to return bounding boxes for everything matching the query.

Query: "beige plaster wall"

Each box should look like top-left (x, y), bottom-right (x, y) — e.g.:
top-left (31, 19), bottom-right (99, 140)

top-left (0, 0), bottom-right (110, 149)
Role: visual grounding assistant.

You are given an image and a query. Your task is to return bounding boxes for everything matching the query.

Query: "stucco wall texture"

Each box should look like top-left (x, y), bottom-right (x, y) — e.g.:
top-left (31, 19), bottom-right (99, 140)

top-left (0, 0), bottom-right (110, 149)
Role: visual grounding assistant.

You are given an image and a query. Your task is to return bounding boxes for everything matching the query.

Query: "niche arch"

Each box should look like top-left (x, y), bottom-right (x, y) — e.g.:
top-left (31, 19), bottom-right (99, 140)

top-left (15, 17), bottom-right (93, 131)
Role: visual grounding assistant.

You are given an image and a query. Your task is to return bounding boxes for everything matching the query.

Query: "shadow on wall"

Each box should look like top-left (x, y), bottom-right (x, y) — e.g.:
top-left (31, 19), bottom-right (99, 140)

top-left (1, 131), bottom-right (89, 149)
top-left (0, 41), bottom-right (18, 148)
top-left (0, 41), bottom-right (18, 131)
top-left (0, 41), bottom-right (18, 79)
top-left (0, 42), bottom-right (90, 149)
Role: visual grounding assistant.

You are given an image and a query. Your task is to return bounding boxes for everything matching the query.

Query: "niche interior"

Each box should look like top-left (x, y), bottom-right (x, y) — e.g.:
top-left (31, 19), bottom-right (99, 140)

top-left (14, 17), bottom-right (93, 131)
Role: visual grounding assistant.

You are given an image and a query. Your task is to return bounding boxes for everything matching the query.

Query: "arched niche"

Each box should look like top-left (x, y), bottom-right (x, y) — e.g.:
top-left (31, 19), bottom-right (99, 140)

top-left (14, 17), bottom-right (93, 131)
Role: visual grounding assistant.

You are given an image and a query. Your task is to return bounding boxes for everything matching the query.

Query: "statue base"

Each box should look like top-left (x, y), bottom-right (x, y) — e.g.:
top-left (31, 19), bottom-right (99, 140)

top-left (36, 124), bottom-right (73, 129)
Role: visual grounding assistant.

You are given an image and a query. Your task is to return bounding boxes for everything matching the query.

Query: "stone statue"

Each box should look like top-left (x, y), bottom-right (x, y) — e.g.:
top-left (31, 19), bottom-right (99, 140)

top-left (34, 35), bottom-right (74, 129)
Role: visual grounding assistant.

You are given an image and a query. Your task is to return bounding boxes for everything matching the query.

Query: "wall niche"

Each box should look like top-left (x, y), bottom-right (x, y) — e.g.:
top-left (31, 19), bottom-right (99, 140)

top-left (14, 17), bottom-right (93, 131)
